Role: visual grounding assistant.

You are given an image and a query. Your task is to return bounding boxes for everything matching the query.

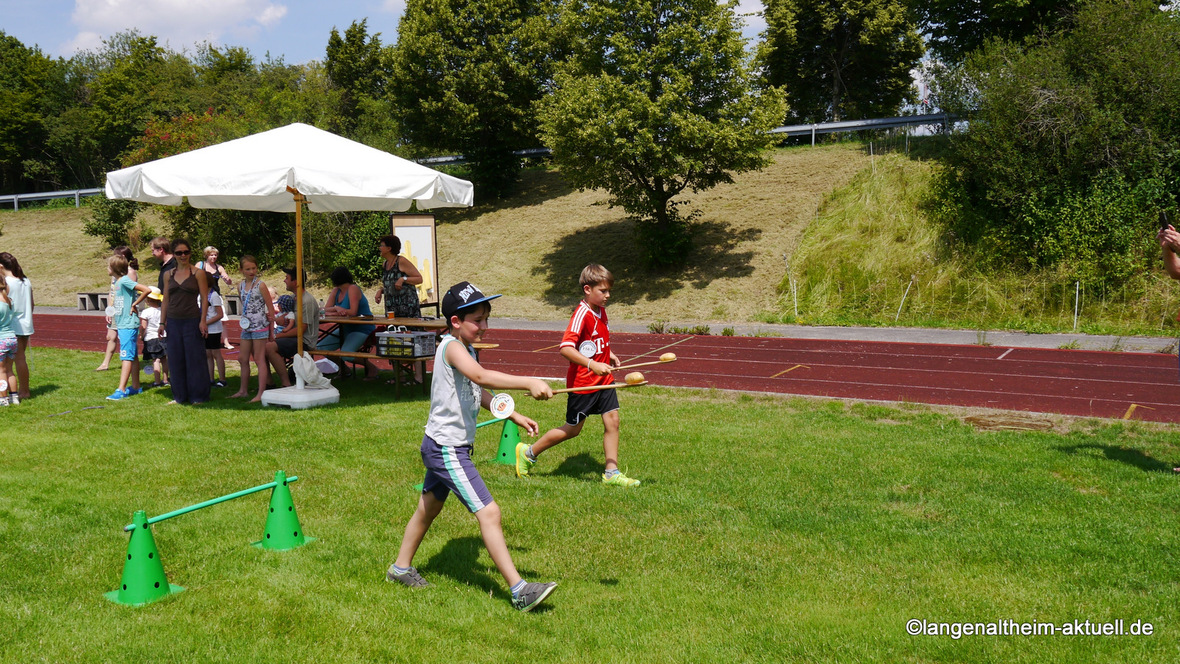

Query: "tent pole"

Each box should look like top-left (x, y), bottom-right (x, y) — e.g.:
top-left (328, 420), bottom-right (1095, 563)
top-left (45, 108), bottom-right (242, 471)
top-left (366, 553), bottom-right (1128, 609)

top-left (288, 186), bottom-right (306, 389)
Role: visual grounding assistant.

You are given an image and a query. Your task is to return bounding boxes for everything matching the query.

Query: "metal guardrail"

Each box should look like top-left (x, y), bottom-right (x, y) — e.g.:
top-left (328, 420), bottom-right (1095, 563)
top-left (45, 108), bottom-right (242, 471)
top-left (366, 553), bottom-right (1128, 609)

top-left (414, 113), bottom-right (956, 164)
top-left (770, 113), bottom-right (957, 144)
top-left (0, 187), bottom-right (103, 210)
top-left (4, 114), bottom-right (955, 203)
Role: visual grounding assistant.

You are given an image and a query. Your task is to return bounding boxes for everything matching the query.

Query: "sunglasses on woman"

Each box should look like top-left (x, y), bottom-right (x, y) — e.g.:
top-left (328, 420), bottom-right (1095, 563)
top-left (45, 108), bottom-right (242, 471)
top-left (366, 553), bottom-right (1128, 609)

top-left (174, 250), bottom-right (191, 256)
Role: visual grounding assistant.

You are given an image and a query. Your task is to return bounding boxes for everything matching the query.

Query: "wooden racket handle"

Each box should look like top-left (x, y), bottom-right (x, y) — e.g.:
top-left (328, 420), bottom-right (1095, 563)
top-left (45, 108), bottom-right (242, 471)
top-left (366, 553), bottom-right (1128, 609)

top-left (551, 381), bottom-right (647, 395)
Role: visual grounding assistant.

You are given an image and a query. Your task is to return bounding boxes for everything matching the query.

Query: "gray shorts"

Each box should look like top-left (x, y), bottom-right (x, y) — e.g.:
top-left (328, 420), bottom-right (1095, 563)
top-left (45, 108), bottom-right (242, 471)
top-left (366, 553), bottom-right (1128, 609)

top-left (420, 436), bottom-right (493, 513)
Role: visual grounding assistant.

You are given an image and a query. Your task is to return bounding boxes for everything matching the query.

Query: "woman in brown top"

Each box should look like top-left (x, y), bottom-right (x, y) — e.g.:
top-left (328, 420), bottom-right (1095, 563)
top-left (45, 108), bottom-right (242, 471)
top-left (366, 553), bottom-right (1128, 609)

top-left (159, 238), bottom-right (211, 404)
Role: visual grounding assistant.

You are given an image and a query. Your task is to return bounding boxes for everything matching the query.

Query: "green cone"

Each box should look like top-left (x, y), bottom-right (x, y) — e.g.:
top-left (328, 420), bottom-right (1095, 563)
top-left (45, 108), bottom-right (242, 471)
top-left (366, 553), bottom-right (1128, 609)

top-left (105, 510), bottom-right (184, 606)
top-left (253, 471), bottom-right (312, 551)
top-left (492, 420), bottom-right (521, 465)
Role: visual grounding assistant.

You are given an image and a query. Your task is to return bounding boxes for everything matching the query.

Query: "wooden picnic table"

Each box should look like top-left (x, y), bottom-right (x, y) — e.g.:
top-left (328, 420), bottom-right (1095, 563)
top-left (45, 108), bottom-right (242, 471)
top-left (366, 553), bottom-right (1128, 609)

top-left (319, 316), bottom-right (448, 330)
top-left (313, 316), bottom-right (447, 398)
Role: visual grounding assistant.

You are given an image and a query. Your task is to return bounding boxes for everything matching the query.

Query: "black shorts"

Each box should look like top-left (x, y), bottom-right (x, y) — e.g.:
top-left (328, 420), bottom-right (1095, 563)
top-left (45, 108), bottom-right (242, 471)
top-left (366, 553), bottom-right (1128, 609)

top-left (142, 338), bottom-right (166, 361)
top-left (565, 387), bottom-right (620, 426)
top-left (204, 332), bottom-right (223, 350)
top-left (276, 337), bottom-right (300, 358)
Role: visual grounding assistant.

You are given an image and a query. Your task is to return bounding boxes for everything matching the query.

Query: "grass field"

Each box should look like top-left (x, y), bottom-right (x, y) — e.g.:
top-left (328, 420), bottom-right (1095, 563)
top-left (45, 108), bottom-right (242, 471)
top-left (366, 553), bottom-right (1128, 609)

top-left (2, 348), bottom-right (1179, 662)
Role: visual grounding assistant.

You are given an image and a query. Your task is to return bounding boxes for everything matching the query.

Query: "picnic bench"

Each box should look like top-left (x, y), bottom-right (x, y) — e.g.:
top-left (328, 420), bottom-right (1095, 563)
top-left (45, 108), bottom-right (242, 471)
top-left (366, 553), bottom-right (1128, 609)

top-left (311, 349), bottom-right (430, 398)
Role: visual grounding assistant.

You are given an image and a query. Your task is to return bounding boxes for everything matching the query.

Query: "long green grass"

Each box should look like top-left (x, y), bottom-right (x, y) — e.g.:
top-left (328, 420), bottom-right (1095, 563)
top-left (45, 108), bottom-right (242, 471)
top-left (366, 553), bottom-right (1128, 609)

top-left (2, 349), bottom-right (1179, 662)
top-left (774, 149), bottom-right (1180, 336)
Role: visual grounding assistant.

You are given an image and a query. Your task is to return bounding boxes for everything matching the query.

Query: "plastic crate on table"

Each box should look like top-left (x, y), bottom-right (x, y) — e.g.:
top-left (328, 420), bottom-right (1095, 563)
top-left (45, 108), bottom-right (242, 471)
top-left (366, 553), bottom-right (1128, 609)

top-left (375, 328), bottom-right (437, 358)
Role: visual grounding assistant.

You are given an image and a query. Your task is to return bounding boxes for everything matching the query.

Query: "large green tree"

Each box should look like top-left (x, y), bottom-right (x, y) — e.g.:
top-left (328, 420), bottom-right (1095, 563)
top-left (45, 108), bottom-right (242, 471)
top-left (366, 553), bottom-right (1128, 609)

top-left (325, 19), bottom-right (389, 133)
top-left (537, 0), bottom-right (785, 266)
top-left (389, 0), bottom-right (561, 197)
top-left (759, 0), bottom-right (923, 123)
top-left (935, 0), bottom-right (1180, 284)
top-left (916, 0), bottom-right (1081, 64)
top-left (0, 32), bottom-right (69, 193)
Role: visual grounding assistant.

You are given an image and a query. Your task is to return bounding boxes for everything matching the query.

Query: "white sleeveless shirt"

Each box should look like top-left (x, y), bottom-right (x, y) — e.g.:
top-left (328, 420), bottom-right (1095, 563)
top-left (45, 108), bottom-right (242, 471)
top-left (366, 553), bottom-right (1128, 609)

top-left (424, 335), bottom-right (482, 446)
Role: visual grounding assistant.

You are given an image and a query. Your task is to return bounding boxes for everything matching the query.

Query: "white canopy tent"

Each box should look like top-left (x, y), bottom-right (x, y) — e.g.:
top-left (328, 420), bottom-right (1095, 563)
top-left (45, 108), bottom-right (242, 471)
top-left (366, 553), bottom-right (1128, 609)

top-left (105, 122), bottom-right (474, 408)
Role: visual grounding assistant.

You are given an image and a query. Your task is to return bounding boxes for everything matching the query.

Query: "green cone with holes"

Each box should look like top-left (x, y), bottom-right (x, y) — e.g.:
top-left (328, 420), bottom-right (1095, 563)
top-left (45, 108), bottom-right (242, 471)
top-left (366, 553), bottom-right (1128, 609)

top-left (491, 420), bottom-right (521, 465)
top-left (105, 510), bottom-right (184, 605)
top-left (252, 470), bottom-right (312, 551)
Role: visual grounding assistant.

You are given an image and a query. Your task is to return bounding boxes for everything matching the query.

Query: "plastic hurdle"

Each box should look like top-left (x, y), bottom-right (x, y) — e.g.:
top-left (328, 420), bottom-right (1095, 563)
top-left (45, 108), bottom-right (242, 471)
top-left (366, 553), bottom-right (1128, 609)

top-left (106, 471), bottom-right (312, 606)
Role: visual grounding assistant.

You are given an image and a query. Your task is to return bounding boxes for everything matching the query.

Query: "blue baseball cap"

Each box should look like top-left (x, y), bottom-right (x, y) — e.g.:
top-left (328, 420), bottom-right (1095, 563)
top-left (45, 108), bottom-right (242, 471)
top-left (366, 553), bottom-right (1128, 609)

top-left (441, 281), bottom-right (501, 319)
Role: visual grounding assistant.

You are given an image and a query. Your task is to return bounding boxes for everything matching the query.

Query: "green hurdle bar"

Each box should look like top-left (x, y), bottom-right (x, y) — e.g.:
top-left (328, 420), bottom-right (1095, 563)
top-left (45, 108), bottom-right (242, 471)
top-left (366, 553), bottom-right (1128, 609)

top-left (106, 470), bottom-right (312, 607)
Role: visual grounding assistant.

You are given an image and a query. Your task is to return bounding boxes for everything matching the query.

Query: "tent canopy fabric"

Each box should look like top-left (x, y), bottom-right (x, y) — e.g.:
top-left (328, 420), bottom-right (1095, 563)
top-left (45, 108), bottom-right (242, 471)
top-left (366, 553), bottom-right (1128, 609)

top-left (104, 123), bottom-right (473, 213)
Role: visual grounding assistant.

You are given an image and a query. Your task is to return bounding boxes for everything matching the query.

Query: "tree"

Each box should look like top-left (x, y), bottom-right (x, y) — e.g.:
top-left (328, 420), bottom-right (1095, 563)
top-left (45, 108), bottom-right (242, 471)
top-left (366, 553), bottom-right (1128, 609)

top-left (324, 19), bottom-right (389, 133)
top-left (934, 0), bottom-right (1180, 284)
top-left (0, 33), bottom-right (68, 193)
top-left (916, 0), bottom-right (1081, 64)
top-left (389, 0), bottom-right (561, 197)
top-left (537, 0), bottom-right (786, 267)
top-left (758, 0), bottom-right (923, 123)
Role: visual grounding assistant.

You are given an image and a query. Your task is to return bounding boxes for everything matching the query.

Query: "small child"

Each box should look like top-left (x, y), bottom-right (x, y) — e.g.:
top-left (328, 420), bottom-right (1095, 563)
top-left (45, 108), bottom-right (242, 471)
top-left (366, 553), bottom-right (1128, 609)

top-left (106, 254), bottom-right (152, 400)
top-left (516, 263), bottom-right (640, 487)
top-left (387, 281), bottom-right (558, 612)
top-left (274, 294), bottom-right (296, 335)
top-left (205, 289), bottom-right (227, 387)
top-left (139, 287), bottom-right (169, 387)
top-left (230, 256), bottom-right (275, 402)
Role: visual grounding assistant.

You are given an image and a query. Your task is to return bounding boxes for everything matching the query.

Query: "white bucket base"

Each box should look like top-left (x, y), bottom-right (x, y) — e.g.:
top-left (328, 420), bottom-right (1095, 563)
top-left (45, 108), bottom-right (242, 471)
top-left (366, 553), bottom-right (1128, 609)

top-left (260, 385), bottom-right (340, 409)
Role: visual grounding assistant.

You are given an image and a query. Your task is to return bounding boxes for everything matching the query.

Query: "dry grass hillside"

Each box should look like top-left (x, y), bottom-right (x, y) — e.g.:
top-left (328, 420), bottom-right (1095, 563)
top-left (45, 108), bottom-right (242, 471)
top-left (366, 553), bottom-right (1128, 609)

top-left (434, 143), bottom-right (869, 322)
top-left (0, 143), bottom-right (869, 323)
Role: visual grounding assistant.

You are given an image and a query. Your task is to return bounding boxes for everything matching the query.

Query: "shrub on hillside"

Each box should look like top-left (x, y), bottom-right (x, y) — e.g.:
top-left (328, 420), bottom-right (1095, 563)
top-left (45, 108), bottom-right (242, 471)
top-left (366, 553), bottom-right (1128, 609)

top-left (83, 195), bottom-right (139, 248)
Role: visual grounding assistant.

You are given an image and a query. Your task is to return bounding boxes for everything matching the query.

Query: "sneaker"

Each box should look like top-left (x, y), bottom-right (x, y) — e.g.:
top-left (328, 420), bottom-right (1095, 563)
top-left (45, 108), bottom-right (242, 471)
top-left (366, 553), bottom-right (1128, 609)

top-left (515, 443), bottom-right (536, 478)
top-left (386, 565), bottom-right (430, 588)
top-left (212, 380), bottom-right (227, 388)
top-left (124, 387), bottom-right (142, 396)
top-left (0, 397), bottom-right (8, 406)
top-left (106, 389), bottom-right (128, 401)
top-left (602, 471), bottom-right (641, 488)
top-left (9, 395), bottom-right (18, 405)
top-left (512, 581), bottom-right (557, 612)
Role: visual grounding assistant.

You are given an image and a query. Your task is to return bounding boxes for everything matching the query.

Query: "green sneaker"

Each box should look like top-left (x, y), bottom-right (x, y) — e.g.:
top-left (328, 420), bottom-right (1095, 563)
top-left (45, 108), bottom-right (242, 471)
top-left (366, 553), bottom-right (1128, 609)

top-left (602, 470), bottom-right (640, 488)
top-left (515, 443), bottom-right (536, 478)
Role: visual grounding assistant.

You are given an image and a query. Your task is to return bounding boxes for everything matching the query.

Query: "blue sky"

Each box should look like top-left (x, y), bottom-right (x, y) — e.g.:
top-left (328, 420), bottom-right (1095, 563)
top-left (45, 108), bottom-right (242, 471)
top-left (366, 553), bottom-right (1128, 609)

top-left (1, 0), bottom-right (767, 65)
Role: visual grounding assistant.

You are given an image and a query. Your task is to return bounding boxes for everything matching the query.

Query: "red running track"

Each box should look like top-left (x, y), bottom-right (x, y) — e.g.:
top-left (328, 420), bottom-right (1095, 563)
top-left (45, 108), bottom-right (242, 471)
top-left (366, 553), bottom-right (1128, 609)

top-left (475, 329), bottom-right (1180, 425)
top-left (31, 313), bottom-right (1180, 423)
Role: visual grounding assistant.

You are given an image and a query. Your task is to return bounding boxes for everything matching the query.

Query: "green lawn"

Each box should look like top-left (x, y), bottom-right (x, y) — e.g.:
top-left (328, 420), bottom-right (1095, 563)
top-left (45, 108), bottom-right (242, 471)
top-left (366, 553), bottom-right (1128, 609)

top-left (2, 349), bottom-right (1179, 662)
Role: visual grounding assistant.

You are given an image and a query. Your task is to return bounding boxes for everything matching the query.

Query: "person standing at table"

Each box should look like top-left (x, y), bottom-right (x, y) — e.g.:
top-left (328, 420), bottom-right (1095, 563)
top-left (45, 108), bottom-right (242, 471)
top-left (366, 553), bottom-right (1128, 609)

top-left (375, 235), bottom-right (423, 318)
top-left (322, 266), bottom-right (378, 379)
top-left (160, 239), bottom-right (211, 405)
top-left (0, 252), bottom-right (32, 403)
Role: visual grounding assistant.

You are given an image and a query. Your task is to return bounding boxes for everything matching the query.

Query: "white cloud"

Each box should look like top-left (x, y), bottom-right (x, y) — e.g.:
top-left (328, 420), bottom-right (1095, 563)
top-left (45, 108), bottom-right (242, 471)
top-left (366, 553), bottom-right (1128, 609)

top-left (68, 0), bottom-right (288, 54)
top-left (380, 0), bottom-right (406, 15)
top-left (733, 0), bottom-right (766, 42)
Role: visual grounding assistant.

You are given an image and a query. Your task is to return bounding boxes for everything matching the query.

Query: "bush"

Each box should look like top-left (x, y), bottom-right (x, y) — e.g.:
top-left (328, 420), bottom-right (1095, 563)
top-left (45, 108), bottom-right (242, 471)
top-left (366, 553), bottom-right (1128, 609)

top-left (304, 210), bottom-right (390, 285)
top-left (933, 0), bottom-right (1180, 283)
top-left (160, 205), bottom-right (293, 270)
top-left (83, 195), bottom-right (139, 248)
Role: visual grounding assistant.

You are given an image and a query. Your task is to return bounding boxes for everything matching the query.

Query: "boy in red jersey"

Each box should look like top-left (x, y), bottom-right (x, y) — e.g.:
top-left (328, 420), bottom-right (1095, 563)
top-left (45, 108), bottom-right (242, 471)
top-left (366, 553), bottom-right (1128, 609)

top-left (516, 264), bottom-right (640, 487)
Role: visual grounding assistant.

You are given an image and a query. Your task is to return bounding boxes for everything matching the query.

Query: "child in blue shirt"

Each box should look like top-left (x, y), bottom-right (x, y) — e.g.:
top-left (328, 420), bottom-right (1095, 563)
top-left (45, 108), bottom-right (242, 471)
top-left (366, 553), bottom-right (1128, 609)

top-left (106, 254), bottom-right (152, 401)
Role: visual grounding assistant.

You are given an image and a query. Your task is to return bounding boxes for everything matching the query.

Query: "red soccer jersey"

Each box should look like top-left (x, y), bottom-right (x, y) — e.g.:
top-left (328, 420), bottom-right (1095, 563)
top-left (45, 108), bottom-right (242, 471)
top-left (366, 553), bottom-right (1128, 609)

top-left (560, 301), bottom-right (612, 392)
